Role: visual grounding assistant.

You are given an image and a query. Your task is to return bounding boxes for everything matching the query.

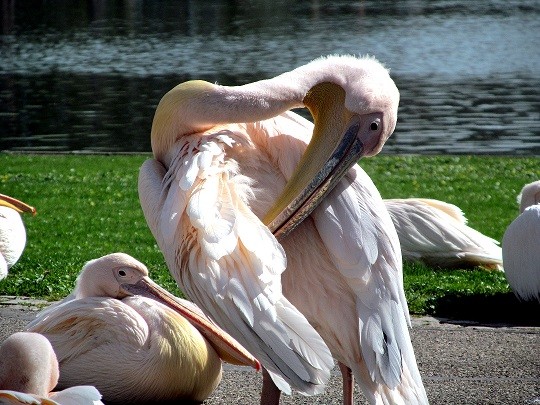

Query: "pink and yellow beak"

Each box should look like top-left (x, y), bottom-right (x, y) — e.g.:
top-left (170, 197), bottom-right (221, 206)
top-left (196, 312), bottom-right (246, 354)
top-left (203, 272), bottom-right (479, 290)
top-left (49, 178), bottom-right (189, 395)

top-left (120, 276), bottom-right (261, 371)
top-left (0, 194), bottom-right (36, 216)
top-left (263, 82), bottom-right (388, 239)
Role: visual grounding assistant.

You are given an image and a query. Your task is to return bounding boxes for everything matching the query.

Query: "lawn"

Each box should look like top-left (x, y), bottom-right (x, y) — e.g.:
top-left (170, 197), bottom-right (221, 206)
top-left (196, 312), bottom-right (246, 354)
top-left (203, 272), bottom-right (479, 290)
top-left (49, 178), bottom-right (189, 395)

top-left (0, 153), bottom-right (538, 319)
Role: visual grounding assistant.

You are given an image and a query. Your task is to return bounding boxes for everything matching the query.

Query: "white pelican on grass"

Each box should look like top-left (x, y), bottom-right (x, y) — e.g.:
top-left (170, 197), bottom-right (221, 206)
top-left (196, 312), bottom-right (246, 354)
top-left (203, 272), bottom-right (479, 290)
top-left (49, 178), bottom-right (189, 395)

top-left (502, 180), bottom-right (540, 302)
top-left (0, 194), bottom-right (36, 280)
top-left (385, 198), bottom-right (503, 270)
top-left (138, 55), bottom-right (428, 404)
top-left (0, 331), bottom-right (103, 405)
top-left (27, 253), bottom-right (259, 404)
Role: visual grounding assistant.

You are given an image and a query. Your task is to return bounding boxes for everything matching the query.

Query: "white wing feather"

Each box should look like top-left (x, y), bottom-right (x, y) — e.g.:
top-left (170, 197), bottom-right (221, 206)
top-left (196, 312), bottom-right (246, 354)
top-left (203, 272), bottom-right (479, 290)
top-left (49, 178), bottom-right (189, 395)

top-left (385, 198), bottom-right (503, 270)
top-left (312, 167), bottom-right (428, 404)
top-left (27, 298), bottom-right (150, 365)
top-left (26, 296), bottom-right (219, 403)
top-left (241, 112), bottom-right (427, 403)
top-left (48, 386), bottom-right (103, 405)
top-left (502, 205), bottom-right (540, 301)
top-left (138, 130), bottom-right (333, 395)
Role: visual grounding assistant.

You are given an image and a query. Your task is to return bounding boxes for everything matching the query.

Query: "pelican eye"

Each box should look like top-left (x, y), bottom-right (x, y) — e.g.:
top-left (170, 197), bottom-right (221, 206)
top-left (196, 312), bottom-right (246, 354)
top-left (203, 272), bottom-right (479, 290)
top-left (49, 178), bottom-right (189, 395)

top-left (370, 121), bottom-right (379, 131)
top-left (118, 269), bottom-right (127, 277)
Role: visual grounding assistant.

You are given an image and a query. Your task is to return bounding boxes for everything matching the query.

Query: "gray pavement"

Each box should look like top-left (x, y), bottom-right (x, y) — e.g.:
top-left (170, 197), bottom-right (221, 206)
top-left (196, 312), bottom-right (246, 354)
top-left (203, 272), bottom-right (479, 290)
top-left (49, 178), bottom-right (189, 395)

top-left (1, 296), bottom-right (538, 404)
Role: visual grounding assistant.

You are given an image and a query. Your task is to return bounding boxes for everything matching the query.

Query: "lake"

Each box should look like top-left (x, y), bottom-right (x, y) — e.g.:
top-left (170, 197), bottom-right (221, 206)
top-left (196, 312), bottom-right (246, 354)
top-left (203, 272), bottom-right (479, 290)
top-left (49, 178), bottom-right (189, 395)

top-left (1, 0), bottom-right (539, 155)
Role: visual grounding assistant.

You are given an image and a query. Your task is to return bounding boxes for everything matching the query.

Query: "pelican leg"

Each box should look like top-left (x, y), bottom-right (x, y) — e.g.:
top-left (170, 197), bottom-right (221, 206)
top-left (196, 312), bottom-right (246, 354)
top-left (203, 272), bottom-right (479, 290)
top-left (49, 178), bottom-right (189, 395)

top-left (260, 368), bottom-right (282, 405)
top-left (339, 362), bottom-right (354, 405)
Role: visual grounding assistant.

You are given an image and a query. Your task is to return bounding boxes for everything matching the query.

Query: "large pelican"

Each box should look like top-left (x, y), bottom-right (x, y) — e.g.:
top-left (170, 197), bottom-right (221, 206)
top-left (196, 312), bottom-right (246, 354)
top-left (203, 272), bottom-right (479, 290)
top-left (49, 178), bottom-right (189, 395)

top-left (0, 331), bottom-right (103, 405)
top-left (0, 193), bottom-right (36, 280)
top-left (502, 180), bottom-right (540, 302)
top-left (385, 198), bottom-right (503, 270)
top-left (138, 55), bottom-right (428, 404)
top-left (27, 252), bottom-right (259, 404)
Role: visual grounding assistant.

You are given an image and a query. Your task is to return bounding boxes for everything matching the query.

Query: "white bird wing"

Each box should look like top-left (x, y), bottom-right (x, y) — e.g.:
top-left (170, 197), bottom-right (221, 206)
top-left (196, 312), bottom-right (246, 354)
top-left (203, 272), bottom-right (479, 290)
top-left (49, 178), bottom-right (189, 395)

top-left (385, 198), bottom-right (503, 270)
top-left (0, 207), bottom-right (27, 271)
top-left (26, 297), bottom-right (149, 365)
top-left (311, 167), bottom-right (428, 403)
top-left (0, 387), bottom-right (103, 405)
top-left (138, 129), bottom-right (333, 395)
top-left (502, 205), bottom-right (540, 301)
top-left (49, 387), bottom-right (103, 405)
top-left (0, 254), bottom-right (7, 280)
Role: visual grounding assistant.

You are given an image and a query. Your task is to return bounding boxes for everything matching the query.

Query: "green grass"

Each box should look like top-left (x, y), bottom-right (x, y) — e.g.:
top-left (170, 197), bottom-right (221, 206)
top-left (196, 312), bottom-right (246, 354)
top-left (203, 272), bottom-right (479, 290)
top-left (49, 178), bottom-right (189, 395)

top-left (0, 153), bottom-right (538, 318)
top-left (0, 153), bottom-right (180, 299)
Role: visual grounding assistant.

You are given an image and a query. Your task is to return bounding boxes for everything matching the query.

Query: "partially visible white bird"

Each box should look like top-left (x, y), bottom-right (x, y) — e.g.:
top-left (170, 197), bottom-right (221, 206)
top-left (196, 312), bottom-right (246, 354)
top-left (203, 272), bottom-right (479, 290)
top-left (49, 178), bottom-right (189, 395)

top-left (0, 331), bottom-right (103, 405)
top-left (384, 198), bottom-right (503, 270)
top-left (502, 180), bottom-right (540, 302)
top-left (0, 193), bottom-right (36, 280)
top-left (27, 252), bottom-right (259, 404)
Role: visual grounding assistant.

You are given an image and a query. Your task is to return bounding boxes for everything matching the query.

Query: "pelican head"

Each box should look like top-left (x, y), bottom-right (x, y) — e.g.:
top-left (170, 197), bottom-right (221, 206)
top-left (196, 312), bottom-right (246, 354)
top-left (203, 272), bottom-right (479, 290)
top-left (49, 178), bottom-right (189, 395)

top-left (517, 180), bottom-right (540, 213)
top-left (73, 252), bottom-right (150, 299)
top-left (74, 253), bottom-right (260, 370)
top-left (0, 332), bottom-right (59, 396)
top-left (264, 56), bottom-right (400, 237)
top-left (300, 55), bottom-right (399, 158)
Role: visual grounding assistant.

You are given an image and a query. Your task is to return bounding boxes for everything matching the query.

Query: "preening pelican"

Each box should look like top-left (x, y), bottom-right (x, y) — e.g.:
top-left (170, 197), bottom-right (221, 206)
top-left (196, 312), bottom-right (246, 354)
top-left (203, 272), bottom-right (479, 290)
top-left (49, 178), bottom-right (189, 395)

top-left (0, 194), bottom-right (36, 280)
top-left (0, 331), bottom-right (103, 405)
top-left (385, 198), bottom-right (503, 270)
top-left (27, 253), bottom-right (259, 404)
top-left (502, 180), bottom-right (540, 302)
top-left (138, 55), bottom-right (428, 404)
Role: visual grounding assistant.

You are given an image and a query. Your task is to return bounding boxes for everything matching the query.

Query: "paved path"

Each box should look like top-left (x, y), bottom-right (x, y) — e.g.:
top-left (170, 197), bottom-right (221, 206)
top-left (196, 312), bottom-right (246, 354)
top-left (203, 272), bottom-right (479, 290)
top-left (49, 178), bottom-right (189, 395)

top-left (1, 297), bottom-right (538, 404)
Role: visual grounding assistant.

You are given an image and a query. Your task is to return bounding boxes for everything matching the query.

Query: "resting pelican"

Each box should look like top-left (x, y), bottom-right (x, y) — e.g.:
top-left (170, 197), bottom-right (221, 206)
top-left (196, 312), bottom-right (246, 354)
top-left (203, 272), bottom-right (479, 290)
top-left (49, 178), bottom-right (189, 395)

top-left (502, 180), bottom-right (540, 302)
top-left (0, 331), bottom-right (103, 405)
top-left (385, 198), bottom-right (503, 270)
top-left (138, 55), bottom-right (428, 404)
top-left (27, 252), bottom-right (259, 404)
top-left (0, 193), bottom-right (36, 280)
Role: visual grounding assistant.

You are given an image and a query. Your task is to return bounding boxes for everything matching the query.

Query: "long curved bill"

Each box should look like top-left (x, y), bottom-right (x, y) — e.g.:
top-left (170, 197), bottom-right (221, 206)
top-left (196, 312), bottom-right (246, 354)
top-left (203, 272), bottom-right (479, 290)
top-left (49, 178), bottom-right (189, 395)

top-left (264, 116), bottom-right (364, 240)
top-left (0, 194), bottom-right (36, 215)
top-left (120, 277), bottom-right (261, 371)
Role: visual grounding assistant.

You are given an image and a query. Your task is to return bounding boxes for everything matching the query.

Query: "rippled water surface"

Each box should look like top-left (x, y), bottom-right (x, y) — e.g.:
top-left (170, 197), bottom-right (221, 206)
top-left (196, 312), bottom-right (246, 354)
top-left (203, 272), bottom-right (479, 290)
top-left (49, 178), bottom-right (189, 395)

top-left (1, 0), bottom-right (539, 154)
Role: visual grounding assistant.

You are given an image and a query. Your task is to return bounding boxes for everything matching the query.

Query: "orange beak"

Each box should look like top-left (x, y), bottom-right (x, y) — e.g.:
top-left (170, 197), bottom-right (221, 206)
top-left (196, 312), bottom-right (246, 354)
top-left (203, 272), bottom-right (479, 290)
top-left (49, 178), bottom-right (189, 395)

top-left (120, 276), bottom-right (261, 371)
top-left (0, 194), bottom-right (36, 215)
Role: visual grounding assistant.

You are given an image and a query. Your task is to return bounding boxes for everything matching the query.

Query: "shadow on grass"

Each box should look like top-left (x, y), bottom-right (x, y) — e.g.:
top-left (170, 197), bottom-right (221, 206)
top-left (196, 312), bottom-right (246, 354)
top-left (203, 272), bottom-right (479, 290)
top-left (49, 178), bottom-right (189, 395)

top-left (429, 292), bottom-right (539, 327)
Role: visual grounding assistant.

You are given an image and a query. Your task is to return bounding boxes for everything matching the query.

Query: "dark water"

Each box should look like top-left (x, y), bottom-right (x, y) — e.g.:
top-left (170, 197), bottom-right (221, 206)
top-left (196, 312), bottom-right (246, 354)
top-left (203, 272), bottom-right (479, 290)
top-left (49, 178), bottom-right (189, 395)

top-left (1, 0), bottom-right (539, 155)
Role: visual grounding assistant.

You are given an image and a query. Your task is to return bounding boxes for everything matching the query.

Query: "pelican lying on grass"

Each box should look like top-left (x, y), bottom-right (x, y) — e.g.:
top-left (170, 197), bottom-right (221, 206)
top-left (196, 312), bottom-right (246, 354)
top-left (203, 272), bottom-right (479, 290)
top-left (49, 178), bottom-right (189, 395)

top-left (27, 253), bottom-right (259, 404)
top-left (0, 331), bottom-right (103, 405)
top-left (139, 55), bottom-right (428, 404)
top-left (385, 198), bottom-right (503, 270)
top-left (502, 180), bottom-right (540, 302)
top-left (0, 193), bottom-right (36, 280)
